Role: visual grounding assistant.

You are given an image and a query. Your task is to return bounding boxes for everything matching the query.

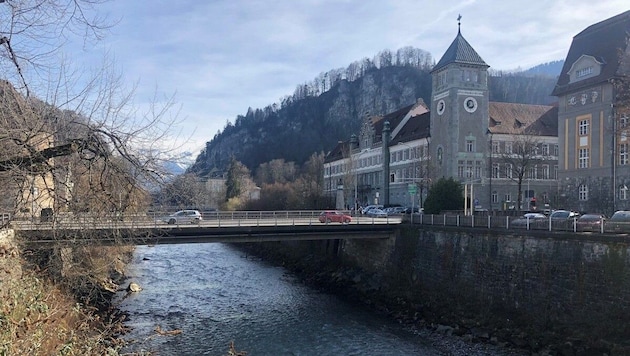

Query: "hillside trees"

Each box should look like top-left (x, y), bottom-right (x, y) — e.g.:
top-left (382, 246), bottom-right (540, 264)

top-left (245, 152), bottom-right (331, 210)
top-left (190, 56), bottom-right (556, 177)
top-left (225, 157), bottom-right (257, 210)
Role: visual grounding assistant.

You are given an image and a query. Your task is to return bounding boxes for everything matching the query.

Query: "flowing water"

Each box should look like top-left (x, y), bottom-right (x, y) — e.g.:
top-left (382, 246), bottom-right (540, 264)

top-left (117, 243), bottom-right (525, 356)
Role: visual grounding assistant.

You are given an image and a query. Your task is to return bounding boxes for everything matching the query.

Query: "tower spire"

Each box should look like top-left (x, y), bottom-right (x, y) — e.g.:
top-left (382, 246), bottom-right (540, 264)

top-left (458, 14), bottom-right (462, 33)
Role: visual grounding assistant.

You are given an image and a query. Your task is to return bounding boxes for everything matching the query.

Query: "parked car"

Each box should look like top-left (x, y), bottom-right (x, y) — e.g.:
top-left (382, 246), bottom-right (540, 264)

top-left (162, 210), bottom-right (202, 225)
top-left (510, 213), bottom-right (546, 229)
top-left (361, 205), bottom-right (383, 215)
top-left (402, 206), bottom-right (421, 214)
top-left (318, 210), bottom-right (352, 224)
top-left (387, 207), bottom-right (406, 215)
top-left (606, 210), bottom-right (630, 233)
top-left (366, 208), bottom-right (388, 218)
top-left (549, 209), bottom-right (579, 230)
top-left (549, 210), bottom-right (579, 220)
top-left (576, 213), bottom-right (606, 232)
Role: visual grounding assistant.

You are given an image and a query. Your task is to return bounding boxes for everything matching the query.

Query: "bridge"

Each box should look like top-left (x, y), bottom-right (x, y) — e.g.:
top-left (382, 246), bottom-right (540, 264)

top-left (13, 210), bottom-right (402, 248)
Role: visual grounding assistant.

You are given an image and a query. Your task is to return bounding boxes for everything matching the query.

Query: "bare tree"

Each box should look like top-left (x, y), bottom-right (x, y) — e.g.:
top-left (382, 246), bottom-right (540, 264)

top-left (0, 1), bottom-right (186, 226)
top-left (495, 134), bottom-right (544, 214)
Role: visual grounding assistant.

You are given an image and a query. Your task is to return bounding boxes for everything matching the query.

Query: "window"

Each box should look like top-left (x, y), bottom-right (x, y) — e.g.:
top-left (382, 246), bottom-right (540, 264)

top-left (541, 144), bottom-right (549, 156)
top-left (466, 140), bottom-right (475, 152)
top-left (403, 149), bottom-right (409, 160)
top-left (621, 115), bottom-right (629, 128)
top-left (457, 160), bottom-right (464, 178)
top-left (528, 166), bottom-right (536, 179)
top-left (504, 193), bottom-right (512, 202)
top-left (553, 144), bottom-right (559, 156)
top-left (620, 185), bottom-right (629, 200)
top-left (505, 142), bottom-right (513, 154)
top-left (553, 165), bottom-right (558, 180)
top-left (578, 148), bottom-right (590, 168)
top-left (492, 163), bottom-right (500, 178)
top-left (491, 191), bottom-right (498, 203)
top-left (578, 119), bottom-right (590, 136)
top-left (466, 161), bottom-right (473, 178)
top-left (620, 144), bottom-right (629, 165)
top-left (576, 66), bottom-right (593, 78)
top-left (542, 165), bottom-right (550, 180)
top-left (578, 184), bottom-right (589, 201)
top-left (505, 163), bottom-right (513, 179)
top-left (492, 141), bottom-right (499, 153)
top-left (438, 72), bottom-right (447, 87)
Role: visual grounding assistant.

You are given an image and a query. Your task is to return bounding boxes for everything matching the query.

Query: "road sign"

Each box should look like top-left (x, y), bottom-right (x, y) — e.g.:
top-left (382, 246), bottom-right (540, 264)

top-left (408, 184), bottom-right (417, 194)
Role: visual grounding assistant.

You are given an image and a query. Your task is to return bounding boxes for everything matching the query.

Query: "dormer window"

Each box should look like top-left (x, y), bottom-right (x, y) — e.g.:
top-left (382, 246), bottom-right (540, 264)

top-left (568, 55), bottom-right (602, 84)
top-left (576, 66), bottom-right (593, 78)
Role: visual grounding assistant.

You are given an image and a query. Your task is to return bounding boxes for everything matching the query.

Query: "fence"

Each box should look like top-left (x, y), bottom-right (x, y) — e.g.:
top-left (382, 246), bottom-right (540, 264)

top-left (412, 213), bottom-right (621, 234)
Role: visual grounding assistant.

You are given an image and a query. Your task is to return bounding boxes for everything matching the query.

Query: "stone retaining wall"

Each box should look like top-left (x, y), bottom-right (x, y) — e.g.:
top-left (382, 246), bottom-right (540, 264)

top-left (243, 226), bottom-right (630, 353)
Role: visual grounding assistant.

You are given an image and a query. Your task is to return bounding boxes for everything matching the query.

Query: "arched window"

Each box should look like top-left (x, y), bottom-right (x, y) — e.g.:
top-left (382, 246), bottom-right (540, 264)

top-left (620, 185), bottom-right (628, 200)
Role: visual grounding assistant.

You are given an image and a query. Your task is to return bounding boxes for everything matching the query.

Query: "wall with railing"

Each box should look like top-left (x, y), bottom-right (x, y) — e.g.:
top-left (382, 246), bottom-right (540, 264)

top-left (411, 213), bottom-right (622, 234)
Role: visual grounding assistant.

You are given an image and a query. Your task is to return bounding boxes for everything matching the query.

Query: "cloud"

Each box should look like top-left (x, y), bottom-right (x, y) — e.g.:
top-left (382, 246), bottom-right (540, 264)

top-left (68, 1), bottom-right (630, 154)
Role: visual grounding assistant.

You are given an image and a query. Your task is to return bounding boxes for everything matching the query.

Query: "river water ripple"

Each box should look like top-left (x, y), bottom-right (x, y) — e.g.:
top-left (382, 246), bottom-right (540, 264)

top-left (117, 243), bottom-right (525, 356)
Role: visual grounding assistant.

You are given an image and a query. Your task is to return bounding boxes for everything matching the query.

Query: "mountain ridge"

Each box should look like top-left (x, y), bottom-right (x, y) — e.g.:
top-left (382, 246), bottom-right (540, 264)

top-left (188, 51), bottom-right (562, 177)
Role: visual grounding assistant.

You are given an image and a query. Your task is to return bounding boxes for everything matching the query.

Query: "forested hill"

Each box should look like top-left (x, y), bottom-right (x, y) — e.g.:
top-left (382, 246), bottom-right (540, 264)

top-left (188, 49), bottom-right (561, 177)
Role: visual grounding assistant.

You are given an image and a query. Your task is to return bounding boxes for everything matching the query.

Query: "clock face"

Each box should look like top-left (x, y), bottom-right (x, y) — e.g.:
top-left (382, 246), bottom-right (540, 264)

top-left (437, 100), bottom-right (445, 115)
top-left (464, 97), bottom-right (478, 113)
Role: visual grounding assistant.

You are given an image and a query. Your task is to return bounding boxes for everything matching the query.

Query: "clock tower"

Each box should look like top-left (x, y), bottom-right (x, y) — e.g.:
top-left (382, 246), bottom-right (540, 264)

top-left (430, 19), bottom-right (489, 201)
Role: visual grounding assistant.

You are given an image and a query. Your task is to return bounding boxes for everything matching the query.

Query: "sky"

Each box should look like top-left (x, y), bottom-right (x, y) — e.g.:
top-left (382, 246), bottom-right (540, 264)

top-left (71, 0), bottom-right (630, 156)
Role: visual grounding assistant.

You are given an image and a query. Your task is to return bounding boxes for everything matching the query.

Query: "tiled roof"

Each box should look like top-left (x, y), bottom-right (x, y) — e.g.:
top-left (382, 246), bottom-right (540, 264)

top-left (390, 111), bottom-right (430, 146)
top-left (432, 30), bottom-right (489, 72)
top-left (488, 102), bottom-right (557, 136)
top-left (371, 103), bottom-right (415, 143)
top-left (324, 140), bottom-right (350, 163)
top-left (552, 10), bottom-right (630, 96)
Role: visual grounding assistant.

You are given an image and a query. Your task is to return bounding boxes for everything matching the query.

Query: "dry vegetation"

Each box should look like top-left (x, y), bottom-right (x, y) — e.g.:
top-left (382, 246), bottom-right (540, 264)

top-left (1, 233), bottom-right (133, 355)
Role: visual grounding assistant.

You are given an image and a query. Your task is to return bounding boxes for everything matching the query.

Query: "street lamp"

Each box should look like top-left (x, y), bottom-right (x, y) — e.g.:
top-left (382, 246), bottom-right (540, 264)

top-left (487, 129), bottom-right (493, 214)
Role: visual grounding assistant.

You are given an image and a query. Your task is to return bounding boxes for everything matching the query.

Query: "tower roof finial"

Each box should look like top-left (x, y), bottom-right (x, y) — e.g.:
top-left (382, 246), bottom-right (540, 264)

top-left (458, 14), bottom-right (462, 33)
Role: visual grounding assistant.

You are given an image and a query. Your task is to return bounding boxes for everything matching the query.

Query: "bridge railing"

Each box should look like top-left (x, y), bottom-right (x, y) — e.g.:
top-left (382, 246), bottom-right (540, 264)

top-left (9, 210), bottom-right (402, 230)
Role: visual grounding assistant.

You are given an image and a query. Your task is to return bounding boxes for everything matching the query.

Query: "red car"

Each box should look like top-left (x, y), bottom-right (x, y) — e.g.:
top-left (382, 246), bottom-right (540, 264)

top-left (318, 211), bottom-right (352, 224)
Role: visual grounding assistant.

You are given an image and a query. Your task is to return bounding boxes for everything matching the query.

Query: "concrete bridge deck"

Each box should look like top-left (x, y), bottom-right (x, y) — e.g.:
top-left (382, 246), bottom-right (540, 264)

top-left (14, 211), bottom-right (401, 247)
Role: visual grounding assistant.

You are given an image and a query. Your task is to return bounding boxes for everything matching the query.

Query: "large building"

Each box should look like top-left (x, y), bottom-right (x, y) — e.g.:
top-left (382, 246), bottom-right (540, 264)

top-left (324, 21), bottom-right (559, 213)
top-left (324, 11), bottom-right (630, 214)
top-left (553, 10), bottom-right (630, 215)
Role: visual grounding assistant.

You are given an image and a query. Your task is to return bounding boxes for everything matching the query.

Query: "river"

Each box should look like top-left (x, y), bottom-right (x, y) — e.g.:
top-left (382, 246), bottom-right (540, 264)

top-left (117, 243), bottom-right (526, 356)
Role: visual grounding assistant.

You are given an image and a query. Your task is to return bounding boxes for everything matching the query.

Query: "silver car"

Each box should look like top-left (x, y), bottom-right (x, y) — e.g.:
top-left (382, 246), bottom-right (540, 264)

top-left (163, 210), bottom-right (202, 225)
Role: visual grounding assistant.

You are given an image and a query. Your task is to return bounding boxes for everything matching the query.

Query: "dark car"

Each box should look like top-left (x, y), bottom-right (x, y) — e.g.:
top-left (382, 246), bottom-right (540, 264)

top-left (510, 213), bottom-right (547, 229)
top-left (549, 210), bottom-right (579, 230)
top-left (606, 211), bottom-right (630, 233)
top-left (576, 213), bottom-right (606, 232)
top-left (318, 211), bottom-right (352, 224)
